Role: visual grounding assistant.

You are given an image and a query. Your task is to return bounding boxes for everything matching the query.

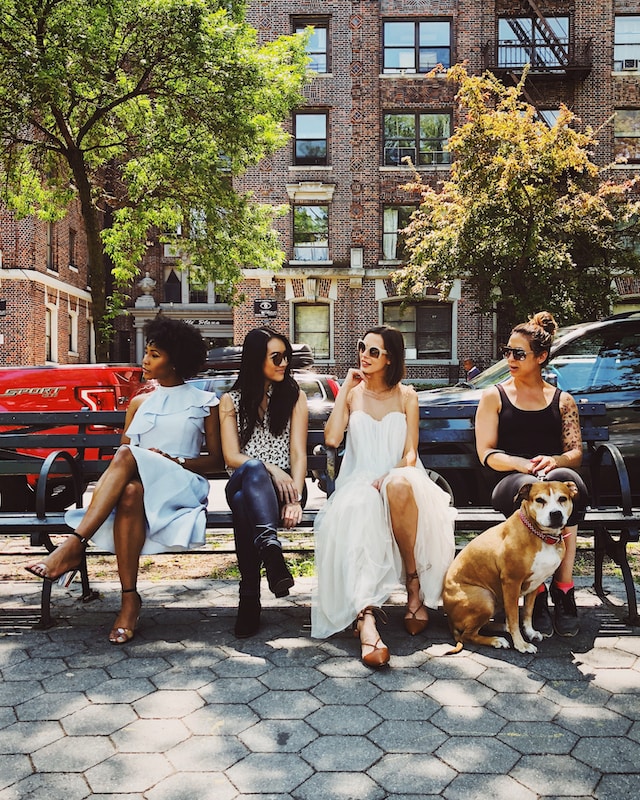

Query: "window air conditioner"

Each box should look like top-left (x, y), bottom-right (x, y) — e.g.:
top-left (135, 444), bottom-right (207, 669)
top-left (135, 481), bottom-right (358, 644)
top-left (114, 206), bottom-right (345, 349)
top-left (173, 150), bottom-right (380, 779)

top-left (623, 59), bottom-right (639, 70)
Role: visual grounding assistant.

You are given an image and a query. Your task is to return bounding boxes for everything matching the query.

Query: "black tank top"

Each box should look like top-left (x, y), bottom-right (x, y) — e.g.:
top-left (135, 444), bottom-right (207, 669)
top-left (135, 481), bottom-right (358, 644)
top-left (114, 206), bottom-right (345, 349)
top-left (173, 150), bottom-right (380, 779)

top-left (495, 384), bottom-right (563, 460)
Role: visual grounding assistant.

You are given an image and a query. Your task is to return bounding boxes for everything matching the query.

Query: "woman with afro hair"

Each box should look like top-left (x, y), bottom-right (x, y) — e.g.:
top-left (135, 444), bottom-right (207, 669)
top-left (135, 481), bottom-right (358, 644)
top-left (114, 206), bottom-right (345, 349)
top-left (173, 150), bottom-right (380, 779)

top-left (25, 315), bottom-right (223, 643)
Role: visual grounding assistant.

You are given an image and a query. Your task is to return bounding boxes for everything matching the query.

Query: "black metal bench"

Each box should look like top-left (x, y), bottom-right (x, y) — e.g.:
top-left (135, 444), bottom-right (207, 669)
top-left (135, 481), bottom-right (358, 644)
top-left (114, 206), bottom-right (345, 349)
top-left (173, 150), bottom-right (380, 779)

top-left (1, 403), bottom-right (638, 629)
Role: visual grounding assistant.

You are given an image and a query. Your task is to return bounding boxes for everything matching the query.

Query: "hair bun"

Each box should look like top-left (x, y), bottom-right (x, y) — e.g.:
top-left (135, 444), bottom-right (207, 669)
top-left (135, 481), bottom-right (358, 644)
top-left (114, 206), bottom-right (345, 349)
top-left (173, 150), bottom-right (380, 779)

top-left (531, 311), bottom-right (557, 337)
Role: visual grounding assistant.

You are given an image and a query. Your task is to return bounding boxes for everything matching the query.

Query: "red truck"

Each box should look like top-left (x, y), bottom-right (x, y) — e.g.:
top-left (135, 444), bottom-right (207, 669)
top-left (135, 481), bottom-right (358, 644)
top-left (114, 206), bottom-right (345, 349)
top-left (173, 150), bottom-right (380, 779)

top-left (0, 364), bottom-right (143, 510)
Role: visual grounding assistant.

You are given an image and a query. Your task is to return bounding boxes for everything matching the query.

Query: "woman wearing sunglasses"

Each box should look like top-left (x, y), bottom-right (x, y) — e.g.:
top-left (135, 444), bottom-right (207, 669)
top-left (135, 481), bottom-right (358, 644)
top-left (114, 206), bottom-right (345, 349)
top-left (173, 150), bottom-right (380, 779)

top-left (475, 311), bottom-right (588, 637)
top-left (312, 326), bottom-right (456, 667)
top-left (219, 327), bottom-right (308, 638)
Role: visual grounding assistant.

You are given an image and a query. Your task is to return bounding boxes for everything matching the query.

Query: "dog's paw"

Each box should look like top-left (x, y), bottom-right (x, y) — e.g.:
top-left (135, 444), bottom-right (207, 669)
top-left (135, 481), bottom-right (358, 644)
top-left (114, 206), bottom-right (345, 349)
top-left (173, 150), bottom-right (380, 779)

top-left (514, 640), bottom-right (538, 654)
top-left (491, 637), bottom-right (511, 650)
top-left (524, 625), bottom-right (543, 643)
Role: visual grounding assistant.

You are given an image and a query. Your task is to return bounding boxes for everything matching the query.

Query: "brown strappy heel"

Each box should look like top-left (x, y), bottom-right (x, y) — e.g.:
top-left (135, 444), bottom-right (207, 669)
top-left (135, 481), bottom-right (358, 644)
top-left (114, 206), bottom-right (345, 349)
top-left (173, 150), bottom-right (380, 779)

top-left (404, 571), bottom-right (429, 636)
top-left (353, 607), bottom-right (390, 668)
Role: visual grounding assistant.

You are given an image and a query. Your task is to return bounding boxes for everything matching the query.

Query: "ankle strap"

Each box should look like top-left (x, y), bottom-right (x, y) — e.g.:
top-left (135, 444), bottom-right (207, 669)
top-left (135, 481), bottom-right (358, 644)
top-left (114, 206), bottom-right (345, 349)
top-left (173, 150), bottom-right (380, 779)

top-left (122, 587), bottom-right (138, 593)
top-left (70, 532), bottom-right (90, 547)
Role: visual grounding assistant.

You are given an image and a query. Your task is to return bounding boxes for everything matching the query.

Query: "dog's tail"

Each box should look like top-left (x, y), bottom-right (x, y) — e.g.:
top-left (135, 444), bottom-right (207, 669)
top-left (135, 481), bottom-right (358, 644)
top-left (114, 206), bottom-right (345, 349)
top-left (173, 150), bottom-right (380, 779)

top-left (444, 641), bottom-right (464, 656)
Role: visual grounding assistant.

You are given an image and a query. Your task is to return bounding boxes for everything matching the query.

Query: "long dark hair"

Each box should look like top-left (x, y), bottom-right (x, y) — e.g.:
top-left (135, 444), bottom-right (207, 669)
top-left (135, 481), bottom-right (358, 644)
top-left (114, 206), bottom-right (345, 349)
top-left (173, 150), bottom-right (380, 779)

top-left (233, 327), bottom-right (300, 448)
top-left (362, 325), bottom-right (406, 387)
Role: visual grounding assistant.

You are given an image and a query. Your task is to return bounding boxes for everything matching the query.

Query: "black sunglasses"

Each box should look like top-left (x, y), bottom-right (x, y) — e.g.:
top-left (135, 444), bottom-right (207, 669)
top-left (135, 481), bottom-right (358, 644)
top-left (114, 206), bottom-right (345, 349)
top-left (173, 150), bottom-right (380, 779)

top-left (500, 346), bottom-right (533, 361)
top-left (269, 351), bottom-right (289, 366)
top-left (357, 339), bottom-right (388, 359)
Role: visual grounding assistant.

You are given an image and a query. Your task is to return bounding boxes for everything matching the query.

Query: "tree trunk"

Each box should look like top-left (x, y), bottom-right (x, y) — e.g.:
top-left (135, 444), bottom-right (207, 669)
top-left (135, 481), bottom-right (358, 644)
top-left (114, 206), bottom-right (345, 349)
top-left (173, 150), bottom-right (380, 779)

top-left (67, 147), bottom-right (109, 362)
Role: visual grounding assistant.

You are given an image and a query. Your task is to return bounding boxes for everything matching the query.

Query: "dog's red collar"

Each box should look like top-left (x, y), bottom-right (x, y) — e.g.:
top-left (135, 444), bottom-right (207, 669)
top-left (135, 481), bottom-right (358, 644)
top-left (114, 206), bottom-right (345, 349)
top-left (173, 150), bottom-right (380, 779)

top-left (518, 510), bottom-right (567, 545)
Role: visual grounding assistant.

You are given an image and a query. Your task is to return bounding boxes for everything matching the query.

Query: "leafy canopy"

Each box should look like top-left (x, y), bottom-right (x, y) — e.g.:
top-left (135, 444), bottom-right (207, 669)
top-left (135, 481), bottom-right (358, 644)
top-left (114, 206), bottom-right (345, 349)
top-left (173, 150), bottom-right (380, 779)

top-left (0, 0), bottom-right (309, 354)
top-left (394, 65), bottom-right (640, 327)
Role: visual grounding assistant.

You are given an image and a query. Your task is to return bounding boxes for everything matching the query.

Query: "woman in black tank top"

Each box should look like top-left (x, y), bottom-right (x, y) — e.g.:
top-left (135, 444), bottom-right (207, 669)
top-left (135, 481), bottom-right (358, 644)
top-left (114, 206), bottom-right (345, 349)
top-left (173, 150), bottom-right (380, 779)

top-left (474, 312), bottom-right (588, 639)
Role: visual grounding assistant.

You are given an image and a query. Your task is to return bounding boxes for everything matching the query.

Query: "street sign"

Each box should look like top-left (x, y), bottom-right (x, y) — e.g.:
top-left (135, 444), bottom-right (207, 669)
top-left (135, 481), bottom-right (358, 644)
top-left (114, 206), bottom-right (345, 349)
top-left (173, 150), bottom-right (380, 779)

top-left (254, 299), bottom-right (277, 318)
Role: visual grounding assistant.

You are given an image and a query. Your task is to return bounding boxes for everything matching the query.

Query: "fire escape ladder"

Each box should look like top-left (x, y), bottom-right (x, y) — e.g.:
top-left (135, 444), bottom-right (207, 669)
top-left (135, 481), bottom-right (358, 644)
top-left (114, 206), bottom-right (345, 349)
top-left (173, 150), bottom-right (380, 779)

top-left (525, 0), bottom-right (569, 66)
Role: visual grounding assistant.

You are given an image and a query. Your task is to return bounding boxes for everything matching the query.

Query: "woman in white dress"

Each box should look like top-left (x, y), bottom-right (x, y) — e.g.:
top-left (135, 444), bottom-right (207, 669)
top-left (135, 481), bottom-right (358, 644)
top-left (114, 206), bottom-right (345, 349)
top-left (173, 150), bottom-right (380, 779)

top-left (312, 326), bottom-right (456, 667)
top-left (25, 316), bottom-right (223, 643)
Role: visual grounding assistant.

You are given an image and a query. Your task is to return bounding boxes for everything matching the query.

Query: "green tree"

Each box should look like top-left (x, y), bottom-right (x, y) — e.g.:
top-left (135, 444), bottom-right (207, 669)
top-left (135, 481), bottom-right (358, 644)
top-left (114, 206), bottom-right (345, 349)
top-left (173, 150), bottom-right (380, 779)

top-left (0, 0), bottom-right (308, 359)
top-left (395, 65), bottom-right (640, 329)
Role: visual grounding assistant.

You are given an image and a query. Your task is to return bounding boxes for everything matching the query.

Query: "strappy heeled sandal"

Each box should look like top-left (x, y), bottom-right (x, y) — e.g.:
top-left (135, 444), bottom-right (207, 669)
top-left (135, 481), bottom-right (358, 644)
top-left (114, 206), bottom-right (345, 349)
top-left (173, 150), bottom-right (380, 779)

top-left (353, 607), bottom-right (390, 668)
top-left (404, 571), bottom-right (429, 636)
top-left (24, 531), bottom-right (90, 586)
top-left (109, 588), bottom-right (142, 645)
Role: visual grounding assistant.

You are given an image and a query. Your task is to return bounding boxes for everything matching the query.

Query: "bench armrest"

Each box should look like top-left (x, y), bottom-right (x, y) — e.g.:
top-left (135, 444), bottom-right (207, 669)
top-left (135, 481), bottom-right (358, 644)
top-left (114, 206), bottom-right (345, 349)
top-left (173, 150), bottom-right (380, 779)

top-left (35, 450), bottom-right (83, 520)
top-left (590, 442), bottom-right (633, 515)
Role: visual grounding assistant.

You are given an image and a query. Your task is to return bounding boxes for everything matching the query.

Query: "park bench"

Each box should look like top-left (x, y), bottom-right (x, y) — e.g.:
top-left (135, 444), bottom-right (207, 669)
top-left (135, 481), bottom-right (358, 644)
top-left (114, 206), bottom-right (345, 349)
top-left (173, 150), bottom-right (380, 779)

top-left (0, 403), bottom-right (638, 629)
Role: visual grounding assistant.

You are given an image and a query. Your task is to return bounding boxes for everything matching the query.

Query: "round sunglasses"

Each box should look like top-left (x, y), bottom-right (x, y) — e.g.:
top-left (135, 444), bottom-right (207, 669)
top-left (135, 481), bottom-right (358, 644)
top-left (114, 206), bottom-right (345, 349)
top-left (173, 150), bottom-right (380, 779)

top-left (269, 351), bottom-right (289, 366)
top-left (357, 339), bottom-right (387, 359)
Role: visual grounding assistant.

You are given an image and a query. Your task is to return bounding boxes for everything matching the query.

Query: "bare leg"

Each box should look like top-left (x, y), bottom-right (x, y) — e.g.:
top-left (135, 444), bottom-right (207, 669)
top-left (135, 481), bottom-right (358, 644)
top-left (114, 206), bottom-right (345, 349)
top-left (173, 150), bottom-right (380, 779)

top-left (554, 525), bottom-right (576, 583)
top-left (109, 480), bottom-right (146, 642)
top-left (386, 475), bottom-right (429, 626)
top-left (25, 447), bottom-right (140, 579)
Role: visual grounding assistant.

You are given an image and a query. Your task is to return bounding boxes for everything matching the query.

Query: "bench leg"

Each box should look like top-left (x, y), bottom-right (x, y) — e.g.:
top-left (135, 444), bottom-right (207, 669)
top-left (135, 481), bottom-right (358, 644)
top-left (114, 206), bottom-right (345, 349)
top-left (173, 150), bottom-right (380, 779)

top-left (32, 580), bottom-right (56, 630)
top-left (594, 526), bottom-right (640, 626)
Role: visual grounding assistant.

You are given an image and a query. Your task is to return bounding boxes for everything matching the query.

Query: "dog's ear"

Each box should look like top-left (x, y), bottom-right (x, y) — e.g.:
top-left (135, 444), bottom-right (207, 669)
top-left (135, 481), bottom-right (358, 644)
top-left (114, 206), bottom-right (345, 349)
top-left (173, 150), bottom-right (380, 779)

top-left (564, 481), bottom-right (579, 498)
top-left (515, 483), bottom-right (532, 504)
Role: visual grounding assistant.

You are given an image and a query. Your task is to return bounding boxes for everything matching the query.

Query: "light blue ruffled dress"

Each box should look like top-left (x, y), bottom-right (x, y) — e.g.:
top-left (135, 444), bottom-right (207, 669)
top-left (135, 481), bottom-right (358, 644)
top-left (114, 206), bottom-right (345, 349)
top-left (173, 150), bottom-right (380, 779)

top-left (64, 383), bottom-right (218, 555)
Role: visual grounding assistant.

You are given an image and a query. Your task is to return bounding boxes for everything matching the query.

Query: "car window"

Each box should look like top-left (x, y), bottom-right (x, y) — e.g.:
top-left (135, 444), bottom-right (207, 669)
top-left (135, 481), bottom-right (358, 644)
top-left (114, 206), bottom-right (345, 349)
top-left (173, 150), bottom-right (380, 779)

top-left (548, 325), bottom-right (640, 393)
top-left (295, 377), bottom-right (326, 401)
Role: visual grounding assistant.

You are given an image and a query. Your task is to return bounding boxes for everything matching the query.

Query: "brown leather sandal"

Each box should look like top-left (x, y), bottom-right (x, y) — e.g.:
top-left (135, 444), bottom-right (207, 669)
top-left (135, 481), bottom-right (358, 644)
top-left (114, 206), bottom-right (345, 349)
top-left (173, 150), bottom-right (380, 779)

top-left (404, 571), bottom-right (429, 636)
top-left (353, 607), bottom-right (390, 668)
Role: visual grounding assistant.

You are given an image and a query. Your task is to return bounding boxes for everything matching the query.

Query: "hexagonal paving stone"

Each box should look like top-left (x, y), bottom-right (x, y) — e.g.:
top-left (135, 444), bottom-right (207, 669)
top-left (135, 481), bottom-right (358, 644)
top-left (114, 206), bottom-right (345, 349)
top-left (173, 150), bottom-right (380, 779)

top-left (573, 735), bottom-right (640, 773)
top-left (44, 668), bottom-right (111, 693)
top-left (369, 752), bottom-right (455, 795)
top-left (211, 655), bottom-right (271, 678)
top-left (424, 679), bottom-right (496, 707)
top-left (146, 771), bottom-right (237, 800)
top-left (596, 773), bottom-right (640, 800)
top-left (368, 667), bottom-right (435, 692)
top-left (510, 754), bottom-right (600, 796)
top-left (238, 719), bottom-right (317, 752)
top-left (258, 666), bottom-right (324, 691)
top-left (368, 719), bottom-right (447, 753)
top-left (0, 720), bottom-right (63, 755)
top-left (305, 704), bottom-right (382, 736)
top-left (539, 680), bottom-right (611, 708)
top-left (442, 773), bottom-right (537, 800)
top-left (226, 752), bottom-right (313, 794)
top-left (166, 734), bottom-right (248, 772)
top-left (430, 706), bottom-right (506, 736)
top-left (311, 676), bottom-right (381, 705)
top-left (107, 657), bottom-right (171, 679)
top-left (31, 735), bottom-right (115, 773)
top-left (183, 703), bottom-right (260, 736)
top-left (198, 677), bottom-right (266, 705)
top-left (86, 677), bottom-right (156, 704)
top-left (368, 690), bottom-right (440, 721)
top-left (151, 666), bottom-right (216, 691)
top-left (2, 657), bottom-right (67, 681)
top-left (301, 734), bottom-right (382, 772)
top-left (478, 668), bottom-right (545, 694)
top-left (62, 703), bottom-right (137, 736)
top-left (133, 689), bottom-right (204, 719)
top-left (5, 771), bottom-right (92, 800)
top-left (0, 754), bottom-right (33, 791)
top-left (249, 689), bottom-right (321, 720)
top-left (607, 692), bottom-right (640, 720)
top-left (0, 680), bottom-right (44, 706)
top-left (16, 691), bottom-right (89, 722)
top-left (295, 771), bottom-right (386, 800)
top-left (86, 752), bottom-right (172, 794)
top-left (111, 718), bottom-right (190, 752)
top-left (497, 721), bottom-right (578, 754)
top-left (485, 692), bottom-right (557, 722)
top-left (555, 706), bottom-right (632, 737)
top-left (436, 736), bottom-right (520, 773)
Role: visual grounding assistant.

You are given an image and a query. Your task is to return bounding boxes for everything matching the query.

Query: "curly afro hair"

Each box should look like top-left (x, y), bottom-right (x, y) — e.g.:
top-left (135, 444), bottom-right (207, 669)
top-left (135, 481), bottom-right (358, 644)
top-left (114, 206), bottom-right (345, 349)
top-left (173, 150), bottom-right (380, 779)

top-left (143, 315), bottom-right (207, 380)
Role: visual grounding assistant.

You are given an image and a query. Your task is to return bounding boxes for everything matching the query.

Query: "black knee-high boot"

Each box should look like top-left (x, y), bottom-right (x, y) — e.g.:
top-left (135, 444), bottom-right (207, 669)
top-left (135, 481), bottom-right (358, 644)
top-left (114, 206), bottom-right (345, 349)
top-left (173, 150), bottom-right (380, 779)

top-left (258, 529), bottom-right (294, 598)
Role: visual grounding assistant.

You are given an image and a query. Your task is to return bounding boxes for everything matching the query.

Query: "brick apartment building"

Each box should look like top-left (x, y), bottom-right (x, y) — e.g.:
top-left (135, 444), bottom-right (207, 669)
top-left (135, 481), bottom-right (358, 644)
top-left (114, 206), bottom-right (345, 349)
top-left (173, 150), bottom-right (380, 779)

top-left (1, 0), bottom-right (640, 376)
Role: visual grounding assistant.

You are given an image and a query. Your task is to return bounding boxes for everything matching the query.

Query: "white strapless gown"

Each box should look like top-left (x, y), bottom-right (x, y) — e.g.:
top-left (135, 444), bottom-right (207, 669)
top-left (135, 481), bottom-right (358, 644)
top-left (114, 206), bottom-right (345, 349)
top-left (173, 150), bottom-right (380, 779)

top-left (311, 410), bottom-right (456, 639)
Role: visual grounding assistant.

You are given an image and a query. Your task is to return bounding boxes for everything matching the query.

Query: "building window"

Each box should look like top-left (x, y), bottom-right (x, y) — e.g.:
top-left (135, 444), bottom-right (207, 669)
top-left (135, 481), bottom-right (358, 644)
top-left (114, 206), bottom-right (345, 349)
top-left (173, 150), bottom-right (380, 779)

top-left (46, 222), bottom-right (56, 271)
top-left (165, 270), bottom-right (181, 302)
top-left (69, 228), bottom-right (77, 268)
top-left (294, 18), bottom-right (329, 73)
top-left (189, 270), bottom-right (208, 304)
top-left (383, 112), bottom-right (451, 166)
top-left (614, 110), bottom-right (640, 163)
top-left (69, 312), bottom-right (78, 353)
top-left (45, 305), bottom-right (58, 362)
top-left (294, 112), bottom-right (328, 166)
top-left (293, 205), bottom-right (329, 261)
top-left (383, 301), bottom-right (452, 359)
top-left (538, 109), bottom-right (560, 128)
top-left (383, 20), bottom-right (451, 73)
top-left (498, 16), bottom-right (569, 68)
top-left (382, 206), bottom-right (415, 260)
top-left (294, 303), bottom-right (330, 360)
top-left (615, 16), bottom-right (640, 71)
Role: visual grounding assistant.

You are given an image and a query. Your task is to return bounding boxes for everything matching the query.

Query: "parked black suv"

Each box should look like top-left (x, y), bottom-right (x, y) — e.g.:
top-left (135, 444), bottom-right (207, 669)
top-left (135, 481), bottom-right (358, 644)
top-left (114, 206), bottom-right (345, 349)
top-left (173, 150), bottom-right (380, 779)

top-left (417, 312), bottom-right (640, 505)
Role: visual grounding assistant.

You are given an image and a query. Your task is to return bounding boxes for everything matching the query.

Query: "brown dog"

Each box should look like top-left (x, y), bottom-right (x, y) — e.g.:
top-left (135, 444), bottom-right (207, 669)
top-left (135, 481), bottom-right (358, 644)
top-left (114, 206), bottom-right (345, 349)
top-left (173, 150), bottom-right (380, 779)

top-left (442, 480), bottom-right (578, 654)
